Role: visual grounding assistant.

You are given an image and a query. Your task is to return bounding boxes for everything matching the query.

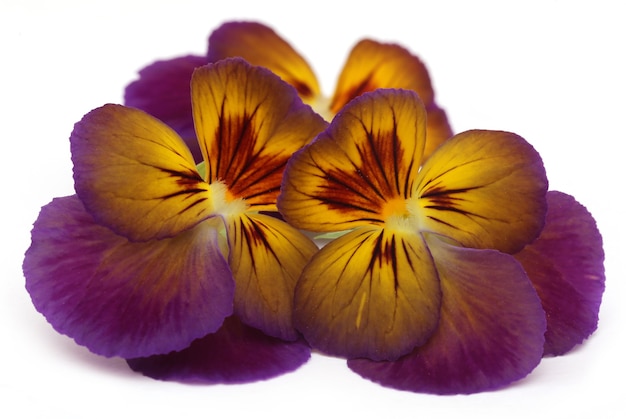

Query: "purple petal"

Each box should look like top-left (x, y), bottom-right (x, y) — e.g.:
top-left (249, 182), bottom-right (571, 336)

top-left (124, 55), bottom-right (207, 162)
top-left (126, 316), bottom-right (311, 383)
top-left (515, 191), bottom-right (605, 356)
top-left (23, 196), bottom-right (234, 358)
top-left (349, 239), bottom-right (546, 395)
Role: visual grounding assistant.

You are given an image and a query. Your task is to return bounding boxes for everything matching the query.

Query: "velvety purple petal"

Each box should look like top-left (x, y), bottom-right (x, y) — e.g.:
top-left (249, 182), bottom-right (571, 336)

top-left (23, 196), bottom-right (234, 358)
top-left (514, 191), bottom-right (605, 356)
top-left (126, 316), bottom-right (311, 383)
top-left (124, 55), bottom-right (207, 162)
top-left (349, 239), bottom-right (546, 395)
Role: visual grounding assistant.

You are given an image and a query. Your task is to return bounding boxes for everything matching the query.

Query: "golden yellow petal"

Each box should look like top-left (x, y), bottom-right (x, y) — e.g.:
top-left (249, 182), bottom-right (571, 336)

top-left (191, 58), bottom-right (327, 211)
top-left (294, 226), bottom-right (441, 361)
top-left (423, 105), bottom-right (453, 161)
top-left (415, 130), bottom-right (548, 253)
top-left (71, 104), bottom-right (215, 241)
top-left (330, 39), bottom-right (452, 161)
top-left (279, 89), bottom-right (426, 232)
top-left (208, 21), bottom-right (321, 103)
top-left (226, 213), bottom-right (318, 341)
top-left (330, 39), bottom-right (435, 113)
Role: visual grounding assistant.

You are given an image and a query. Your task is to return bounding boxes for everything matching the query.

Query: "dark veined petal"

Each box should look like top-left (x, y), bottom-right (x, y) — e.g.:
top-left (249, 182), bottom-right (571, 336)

top-left (330, 40), bottom-right (434, 112)
top-left (191, 58), bottom-right (326, 211)
top-left (124, 55), bottom-right (208, 163)
top-left (330, 39), bottom-right (452, 158)
top-left (23, 196), bottom-right (234, 358)
top-left (71, 104), bottom-right (216, 242)
top-left (416, 130), bottom-right (548, 254)
top-left (349, 237), bottom-right (546, 395)
top-left (225, 213), bottom-right (318, 341)
top-left (515, 191), bottom-right (605, 356)
top-left (294, 226), bottom-right (441, 361)
top-left (279, 89), bottom-right (426, 232)
top-left (207, 21), bottom-right (320, 103)
top-left (126, 316), bottom-right (311, 383)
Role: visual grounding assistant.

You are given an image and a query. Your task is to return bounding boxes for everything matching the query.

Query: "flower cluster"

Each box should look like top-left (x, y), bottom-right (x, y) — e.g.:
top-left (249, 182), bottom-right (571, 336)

top-left (23, 21), bottom-right (605, 394)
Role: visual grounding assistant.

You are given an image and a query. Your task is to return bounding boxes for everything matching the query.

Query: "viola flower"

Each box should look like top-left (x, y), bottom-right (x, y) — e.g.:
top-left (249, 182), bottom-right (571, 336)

top-left (277, 88), bottom-right (550, 394)
top-left (125, 20), bottom-right (452, 163)
top-left (206, 21), bottom-right (607, 361)
top-left (23, 58), bottom-right (327, 383)
top-left (347, 191), bottom-right (605, 394)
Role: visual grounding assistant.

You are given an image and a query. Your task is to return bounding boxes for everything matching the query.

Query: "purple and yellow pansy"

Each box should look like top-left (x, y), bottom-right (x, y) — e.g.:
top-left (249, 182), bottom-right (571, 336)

top-left (347, 188), bottom-right (605, 394)
top-left (23, 58), bottom-right (326, 382)
top-left (125, 21), bottom-right (452, 163)
top-left (278, 88), bottom-right (550, 393)
top-left (276, 86), bottom-right (604, 393)
top-left (23, 20), bottom-right (605, 394)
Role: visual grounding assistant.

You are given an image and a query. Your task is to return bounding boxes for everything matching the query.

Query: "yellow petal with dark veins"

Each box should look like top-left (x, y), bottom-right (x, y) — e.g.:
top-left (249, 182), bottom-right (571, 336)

top-left (348, 235), bottom-right (546, 395)
top-left (71, 104), bottom-right (215, 242)
top-left (416, 130), bottom-right (548, 253)
top-left (191, 58), bottom-right (327, 212)
top-left (226, 213), bottom-right (319, 341)
top-left (330, 39), bottom-right (452, 159)
top-left (208, 21), bottom-right (321, 103)
top-left (293, 226), bottom-right (441, 361)
top-left (331, 39), bottom-right (435, 112)
top-left (279, 89), bottom-right (426, 232)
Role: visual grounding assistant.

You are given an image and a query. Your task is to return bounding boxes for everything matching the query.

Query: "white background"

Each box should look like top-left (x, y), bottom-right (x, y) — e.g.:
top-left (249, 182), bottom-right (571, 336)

top-left (2, 1), bottom-right (624, 418)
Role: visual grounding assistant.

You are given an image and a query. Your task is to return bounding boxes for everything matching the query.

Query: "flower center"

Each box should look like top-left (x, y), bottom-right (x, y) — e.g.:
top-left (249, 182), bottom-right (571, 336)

top-left (382, 197), bottom-right (421, 232)
top-left (208, 181), bottom-right (249, 218)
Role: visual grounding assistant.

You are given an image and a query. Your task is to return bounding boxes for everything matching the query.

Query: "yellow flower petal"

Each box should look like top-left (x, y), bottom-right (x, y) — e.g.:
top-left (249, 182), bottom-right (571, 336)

top-left (226, 213), bottom-right (318, 341)
top-left (279, 89), bottom-right (426, 232)
top-left (349, 235), bottom-right (546, 394)
top-left (331, 40), bottom-right (435, 113)
top-left (191, 58), bottom-right (326, 212)
top-left (330, 39), bottom-right (452, 158)
top-left (294, 226), bottom-right (441, 361)
top-left (424, 105), bottom-right (453, 161)
top-left (208, 21), bottom-right (321, 103)
top-left (71, 104), bottom-right (215, 241)
top-left (416, 130), bottom-right (548, 253)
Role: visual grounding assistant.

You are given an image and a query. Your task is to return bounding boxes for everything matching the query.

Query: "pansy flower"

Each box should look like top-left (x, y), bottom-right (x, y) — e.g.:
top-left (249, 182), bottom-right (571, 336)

top-left (125, 20), bottom-right (452, 163)
top-left (23, 58), bottom-right (327, 383)
top-left (278, 88), bottom-right (551, 394)
top-left (347, 190), bottom-right (605, 394)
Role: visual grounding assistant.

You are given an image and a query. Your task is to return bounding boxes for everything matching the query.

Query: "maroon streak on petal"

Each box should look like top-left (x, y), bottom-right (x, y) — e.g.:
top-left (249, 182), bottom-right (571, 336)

top-left (226, 213), bottom-right (319, 342)
top-left (70, 104), bottom-right (214, 242)
top-left (349, 239), bottom-right (546, 395)
top-left (207, 21), bottom-right (320, 101)
top-left (126, 316), bottom-right (311, 383)
top-left (124, 55), bottom-right (208, 162)
top-left (515, 191), bottom-right (605, 356)
top-left (23, 196), bottom-right (234, 358)
top-left (292, 227), bottom-right (441, 362)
